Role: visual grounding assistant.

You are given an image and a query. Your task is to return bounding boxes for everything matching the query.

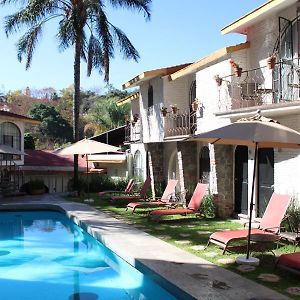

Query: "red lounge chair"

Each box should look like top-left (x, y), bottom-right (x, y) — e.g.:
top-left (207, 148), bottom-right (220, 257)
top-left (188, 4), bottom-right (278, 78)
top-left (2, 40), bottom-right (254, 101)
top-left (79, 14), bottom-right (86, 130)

top-left (110, 177), bottom-right (151, 203)
top-left (149, 183), bottom-right (208, 221)
top-left (126, 179), bottom-right (178, 213)
top-left (207, 193), bottom-right (291, 254)
top-left (277, 252), bottom-right (300, 275)
top-left (98, 179), bottom-right (135, 197)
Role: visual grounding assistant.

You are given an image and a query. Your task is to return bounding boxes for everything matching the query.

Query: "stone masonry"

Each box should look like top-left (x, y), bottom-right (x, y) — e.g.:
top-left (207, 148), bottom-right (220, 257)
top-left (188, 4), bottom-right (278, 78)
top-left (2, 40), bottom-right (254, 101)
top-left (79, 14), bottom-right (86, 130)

top-left (214, 144), bottom-right (234, 218)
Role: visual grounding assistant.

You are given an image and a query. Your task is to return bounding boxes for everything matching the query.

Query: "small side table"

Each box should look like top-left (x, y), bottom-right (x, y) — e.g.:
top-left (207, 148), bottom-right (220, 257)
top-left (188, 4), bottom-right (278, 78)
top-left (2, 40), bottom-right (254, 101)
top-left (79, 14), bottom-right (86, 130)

top-left (249, 233), bottom-right (280, 256)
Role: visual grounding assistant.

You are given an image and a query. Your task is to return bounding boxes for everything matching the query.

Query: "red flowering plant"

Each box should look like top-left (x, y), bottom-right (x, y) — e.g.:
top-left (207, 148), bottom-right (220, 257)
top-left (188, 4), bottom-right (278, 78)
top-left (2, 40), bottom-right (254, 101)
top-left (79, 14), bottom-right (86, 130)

top-left (229, 59), bottom-right (239, 69)
top-left (229, 59), bottom-right (242, 77)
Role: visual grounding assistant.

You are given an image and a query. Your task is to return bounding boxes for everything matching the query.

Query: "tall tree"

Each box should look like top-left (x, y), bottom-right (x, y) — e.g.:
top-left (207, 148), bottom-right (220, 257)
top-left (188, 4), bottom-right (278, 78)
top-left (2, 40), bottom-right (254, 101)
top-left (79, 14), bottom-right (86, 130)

top-left (2, 0), bottom-right (151, 188)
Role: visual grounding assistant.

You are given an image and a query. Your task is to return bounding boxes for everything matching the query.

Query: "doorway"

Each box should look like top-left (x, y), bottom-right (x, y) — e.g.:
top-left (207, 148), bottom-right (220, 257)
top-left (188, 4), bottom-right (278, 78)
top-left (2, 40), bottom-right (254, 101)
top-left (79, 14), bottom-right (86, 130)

top-left (234, 146), bottom-right (248, 214)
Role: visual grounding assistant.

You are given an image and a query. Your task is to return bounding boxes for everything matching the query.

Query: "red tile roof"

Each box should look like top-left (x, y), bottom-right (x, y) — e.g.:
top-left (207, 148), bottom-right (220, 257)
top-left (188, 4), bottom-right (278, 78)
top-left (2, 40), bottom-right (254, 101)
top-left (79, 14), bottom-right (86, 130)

top-left (24, 149), bottom-right (89, 169)
top-left (0, 110), bottom-right (40, 124)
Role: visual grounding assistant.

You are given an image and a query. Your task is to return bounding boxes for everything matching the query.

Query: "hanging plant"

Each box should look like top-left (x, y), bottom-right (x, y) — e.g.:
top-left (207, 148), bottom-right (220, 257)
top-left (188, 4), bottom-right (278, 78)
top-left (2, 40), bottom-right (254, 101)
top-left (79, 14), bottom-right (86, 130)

top-left (160, 106), bottom-right (168, 117)
top-left (170, 104), bottom-right (178, 114)
top-left (191, 98), bottom-right (199, 112)
top-left (266, 53), bottom-right (276, 69)
top-left (213, 75), bottom-right (223, 86)
top-left (229, 59), bottom-right (242, 77)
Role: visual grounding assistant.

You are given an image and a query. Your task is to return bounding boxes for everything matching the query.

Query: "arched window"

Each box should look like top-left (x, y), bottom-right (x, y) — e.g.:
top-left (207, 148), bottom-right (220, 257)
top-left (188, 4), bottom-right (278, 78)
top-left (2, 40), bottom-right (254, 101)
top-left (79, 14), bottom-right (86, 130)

top-left (133, 150), bottom-right (143, 179)
top-left (199, 146), bottom-right (210, 184)
top-left (0, 122), bottom-right (21, 160)
top-left (148, 85), bottom-right (153, 108)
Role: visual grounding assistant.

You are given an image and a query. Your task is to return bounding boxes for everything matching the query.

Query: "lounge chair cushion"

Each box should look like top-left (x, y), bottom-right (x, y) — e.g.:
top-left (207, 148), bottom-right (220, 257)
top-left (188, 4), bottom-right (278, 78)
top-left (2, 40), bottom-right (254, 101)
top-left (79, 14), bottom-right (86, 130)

top-left (209, 229), bottom-right (275, 245)
top-left (150, 208), bottom-right (194, 217)
top-left (278, 252), bottom-right (300, 270)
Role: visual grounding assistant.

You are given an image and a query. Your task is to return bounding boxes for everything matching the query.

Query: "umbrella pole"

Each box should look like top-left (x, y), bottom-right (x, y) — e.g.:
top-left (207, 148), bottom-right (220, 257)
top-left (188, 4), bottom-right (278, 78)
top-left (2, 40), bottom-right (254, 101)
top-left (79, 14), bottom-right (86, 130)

top-left (246, 143), bottom-right (258, 259)
top-left (86, 155), bottom-right (90, 198)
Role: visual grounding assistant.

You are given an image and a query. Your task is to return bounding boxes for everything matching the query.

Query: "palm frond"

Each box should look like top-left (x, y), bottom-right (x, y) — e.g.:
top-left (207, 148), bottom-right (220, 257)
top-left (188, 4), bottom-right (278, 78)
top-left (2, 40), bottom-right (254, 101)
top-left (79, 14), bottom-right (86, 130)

top-left (95, 9), bottom-right (114, 82)
top-left (16, 23), bottom-right (43, 69)
top-left (110, 24), bottom-right (139, 61)
top-left (107, 0), bottom-right (151, 20)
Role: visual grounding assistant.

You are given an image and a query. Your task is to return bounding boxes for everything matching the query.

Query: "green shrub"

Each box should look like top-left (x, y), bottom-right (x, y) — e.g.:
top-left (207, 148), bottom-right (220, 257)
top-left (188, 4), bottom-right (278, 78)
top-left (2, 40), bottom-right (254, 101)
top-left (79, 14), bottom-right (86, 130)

top-left (200, 192), bottom-right (216, 218)
top-left (27, 179), bottom-right (45, 190)
top-left (285, 198), bottom-right (300, 232)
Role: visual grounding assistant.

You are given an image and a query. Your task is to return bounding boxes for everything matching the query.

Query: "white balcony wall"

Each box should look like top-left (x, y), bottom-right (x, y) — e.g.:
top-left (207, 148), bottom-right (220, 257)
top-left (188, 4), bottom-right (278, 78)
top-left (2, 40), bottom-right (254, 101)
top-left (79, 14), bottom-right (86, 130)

top-left (140, 78), bottom-right (164, 143)
top-left (195, 59), bottom-right (233, 133)
top-left (162, 74), bottom-right (195, 113)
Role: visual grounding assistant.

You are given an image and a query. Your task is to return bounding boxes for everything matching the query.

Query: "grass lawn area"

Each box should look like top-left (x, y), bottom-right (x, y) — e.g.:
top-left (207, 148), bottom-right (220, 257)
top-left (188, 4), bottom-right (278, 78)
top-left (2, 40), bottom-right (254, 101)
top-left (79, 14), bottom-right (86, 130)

top-left (66, 193), bottom-right (300, 299)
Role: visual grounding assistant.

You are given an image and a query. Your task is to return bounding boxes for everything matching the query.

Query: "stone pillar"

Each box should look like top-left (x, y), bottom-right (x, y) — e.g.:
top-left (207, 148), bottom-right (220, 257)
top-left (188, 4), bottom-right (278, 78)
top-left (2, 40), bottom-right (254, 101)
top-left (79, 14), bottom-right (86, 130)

top-left (177, 141), bottom-right (198, 197)
top-left (147, 143), bottom-right (164, 198)
top-left (214, 144), bottom-right (234, 218)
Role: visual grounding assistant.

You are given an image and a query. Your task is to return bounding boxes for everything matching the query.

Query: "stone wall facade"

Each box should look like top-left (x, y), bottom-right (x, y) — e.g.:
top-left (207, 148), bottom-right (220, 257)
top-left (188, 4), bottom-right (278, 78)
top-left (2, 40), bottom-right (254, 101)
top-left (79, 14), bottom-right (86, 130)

top-left (214, 145), bottom-right (234, 218)
top-left (177, 141), bottom-right (198, 197)
top-left (147, 142), bottom-right (164, 197)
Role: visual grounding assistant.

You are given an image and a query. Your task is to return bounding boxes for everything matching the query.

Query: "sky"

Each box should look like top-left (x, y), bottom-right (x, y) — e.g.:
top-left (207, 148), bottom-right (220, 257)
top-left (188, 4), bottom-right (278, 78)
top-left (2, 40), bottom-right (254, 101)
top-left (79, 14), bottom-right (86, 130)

top-left (0, 0), bottom-right (266, 94)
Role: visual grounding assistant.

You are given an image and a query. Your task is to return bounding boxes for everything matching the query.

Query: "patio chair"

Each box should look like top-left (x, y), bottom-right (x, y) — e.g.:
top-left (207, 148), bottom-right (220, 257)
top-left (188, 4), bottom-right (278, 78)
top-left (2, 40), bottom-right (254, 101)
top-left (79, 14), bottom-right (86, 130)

top-left (149, 183), bottom-right (208, 221)
top-left (110, 177), bottom-right (151, 203)
top-left (126, 179), bottom-right (178, 213)
top-left (98, 179), bottom-right (135, 197)
top-left (277, 251), bottom-right (300, 275)
top-left (206, 193), bottom-right (291, 254)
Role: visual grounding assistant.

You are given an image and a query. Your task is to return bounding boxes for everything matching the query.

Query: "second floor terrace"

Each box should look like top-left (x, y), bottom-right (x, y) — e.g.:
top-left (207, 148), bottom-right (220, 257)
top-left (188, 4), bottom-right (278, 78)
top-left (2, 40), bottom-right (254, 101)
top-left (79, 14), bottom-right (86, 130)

top-left (217, 57), bottom-right (300, 114)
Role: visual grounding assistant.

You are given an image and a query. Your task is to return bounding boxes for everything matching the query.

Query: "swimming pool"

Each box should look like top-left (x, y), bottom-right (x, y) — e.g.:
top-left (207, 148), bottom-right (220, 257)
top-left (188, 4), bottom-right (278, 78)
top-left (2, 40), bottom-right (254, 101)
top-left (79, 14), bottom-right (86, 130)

top-left (0, 210), bottom-right (187, 300)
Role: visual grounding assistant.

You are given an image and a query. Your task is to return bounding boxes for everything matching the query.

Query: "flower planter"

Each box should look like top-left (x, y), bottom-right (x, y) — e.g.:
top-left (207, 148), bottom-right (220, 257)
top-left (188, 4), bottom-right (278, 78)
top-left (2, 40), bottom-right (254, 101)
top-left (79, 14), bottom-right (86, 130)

top-left (171, 107), bottom-right (178, 114)
top-left (234, 67), bottom-right (242, 77)
top-left (267, 57), bottom-right (276, 69)
top-left (192, 102), bottom-right (198, 112)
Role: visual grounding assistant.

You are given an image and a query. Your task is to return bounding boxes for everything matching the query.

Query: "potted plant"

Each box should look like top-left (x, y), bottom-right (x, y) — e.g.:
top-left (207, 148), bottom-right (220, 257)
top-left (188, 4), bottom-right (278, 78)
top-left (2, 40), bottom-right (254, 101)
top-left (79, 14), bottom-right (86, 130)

top-left (27, 179), bottom-right (45, 195)
top-left (170, 104), bottom-right (178, 114)
top-left (213, 74), bottom-right (223, 86)
top-left (229, 59), bottom-right (242, 77)
top-left (266, 53), bottom-right (276, 69)
top-left (133, 113), bottom-right (139, 122)
top-left (160, 106), bottom-right (168, 117)
top-left (191, 98), bottom-right (199, 112)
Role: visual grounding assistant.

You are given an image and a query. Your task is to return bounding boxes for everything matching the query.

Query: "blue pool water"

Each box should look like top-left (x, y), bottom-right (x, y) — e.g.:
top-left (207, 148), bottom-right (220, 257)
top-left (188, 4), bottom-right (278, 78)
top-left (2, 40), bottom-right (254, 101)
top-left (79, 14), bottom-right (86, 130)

top-left (0, 210), bottom-right (184, 300)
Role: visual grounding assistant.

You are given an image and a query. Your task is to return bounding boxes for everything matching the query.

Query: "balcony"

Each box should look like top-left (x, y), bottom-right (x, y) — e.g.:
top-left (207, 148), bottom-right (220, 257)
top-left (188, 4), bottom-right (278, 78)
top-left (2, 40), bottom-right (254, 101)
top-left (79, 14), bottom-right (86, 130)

top-left (163, 110), bottom-right (197, 138)
top-left (124, 121), bottom-right (141, 144)
top-left (217, 58), bottom-right (300, 113)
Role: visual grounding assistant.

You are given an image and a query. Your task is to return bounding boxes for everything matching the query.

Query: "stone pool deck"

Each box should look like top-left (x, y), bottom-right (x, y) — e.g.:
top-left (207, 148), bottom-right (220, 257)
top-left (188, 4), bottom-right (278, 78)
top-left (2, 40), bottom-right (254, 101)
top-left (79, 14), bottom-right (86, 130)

top-left (0, 193), bottom-right (290, 300)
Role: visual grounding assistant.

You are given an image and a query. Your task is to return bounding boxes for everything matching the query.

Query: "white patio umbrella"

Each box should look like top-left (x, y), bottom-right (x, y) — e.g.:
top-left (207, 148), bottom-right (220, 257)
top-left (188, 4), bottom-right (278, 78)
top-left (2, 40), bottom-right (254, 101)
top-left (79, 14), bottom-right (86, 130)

top-left (56, 138), bottom-right (120, 196)
top-left (189, 111), bottom-right (300, 263)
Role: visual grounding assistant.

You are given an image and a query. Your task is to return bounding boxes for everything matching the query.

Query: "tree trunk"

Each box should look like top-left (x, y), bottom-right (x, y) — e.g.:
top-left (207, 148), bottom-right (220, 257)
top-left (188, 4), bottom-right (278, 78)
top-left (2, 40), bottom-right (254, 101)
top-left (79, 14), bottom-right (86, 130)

top-left (73, 39), bottom-right (81, 191)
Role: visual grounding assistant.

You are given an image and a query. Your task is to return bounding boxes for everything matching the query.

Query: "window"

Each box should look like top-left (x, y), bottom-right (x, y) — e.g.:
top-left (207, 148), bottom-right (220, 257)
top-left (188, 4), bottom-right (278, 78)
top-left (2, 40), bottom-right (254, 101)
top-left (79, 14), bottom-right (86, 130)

top-left (0, 122), bottom-right (21, 160)
top-left (148, 85), bottom-right (153, 108)
top-left (199, 146), bottom-right (210, 184)
top-left (133, 150), bottom-right (143, 179)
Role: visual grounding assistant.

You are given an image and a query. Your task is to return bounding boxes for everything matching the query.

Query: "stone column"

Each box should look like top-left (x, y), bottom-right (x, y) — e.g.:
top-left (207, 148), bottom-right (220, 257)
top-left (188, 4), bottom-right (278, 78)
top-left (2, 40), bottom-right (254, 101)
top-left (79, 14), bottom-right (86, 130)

top-left (147, 143), bottom-right (164, 198)
top-left (214, 144), bottom-right (234, 218)
top-left (177, 141), bottom-right (198, 198)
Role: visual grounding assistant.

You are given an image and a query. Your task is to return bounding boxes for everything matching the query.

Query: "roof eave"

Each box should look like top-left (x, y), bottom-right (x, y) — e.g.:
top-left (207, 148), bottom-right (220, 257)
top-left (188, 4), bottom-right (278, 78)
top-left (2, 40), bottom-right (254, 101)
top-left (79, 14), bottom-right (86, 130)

top-left (170, 42), bottom-right (250, 81)
top-left (221, 0), bottom-right (297, 35)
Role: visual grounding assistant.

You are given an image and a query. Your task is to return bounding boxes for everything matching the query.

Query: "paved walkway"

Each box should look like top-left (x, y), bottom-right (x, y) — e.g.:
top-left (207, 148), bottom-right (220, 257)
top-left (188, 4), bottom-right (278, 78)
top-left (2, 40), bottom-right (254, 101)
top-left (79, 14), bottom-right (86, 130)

top-left (0, 194), bottom-right (290, 300)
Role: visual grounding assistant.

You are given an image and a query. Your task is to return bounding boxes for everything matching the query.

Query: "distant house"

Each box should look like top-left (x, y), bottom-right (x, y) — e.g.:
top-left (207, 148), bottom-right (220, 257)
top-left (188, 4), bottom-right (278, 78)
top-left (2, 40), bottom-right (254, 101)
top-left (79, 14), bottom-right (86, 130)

top-left (0, 110), bottom-right (40, 194)
top-left (22, 150), bottom-right (88, 193)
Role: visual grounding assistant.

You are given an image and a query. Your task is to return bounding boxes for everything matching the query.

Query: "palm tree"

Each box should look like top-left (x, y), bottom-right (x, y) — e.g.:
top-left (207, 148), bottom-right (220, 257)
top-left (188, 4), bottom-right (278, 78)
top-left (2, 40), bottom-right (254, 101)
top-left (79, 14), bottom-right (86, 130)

top-left (2, 0), bottom-right (151, 188)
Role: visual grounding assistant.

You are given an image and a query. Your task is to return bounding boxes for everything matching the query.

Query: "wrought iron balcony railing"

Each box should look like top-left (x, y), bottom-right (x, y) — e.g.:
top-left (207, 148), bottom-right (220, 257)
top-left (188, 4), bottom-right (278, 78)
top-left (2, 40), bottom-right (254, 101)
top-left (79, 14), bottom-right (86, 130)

top-left (217, 58), bottom-right (300, 112)
top-left (124, 122), bottom-right (141, 143)
top-left (163, 110), bottom-right (197, 138)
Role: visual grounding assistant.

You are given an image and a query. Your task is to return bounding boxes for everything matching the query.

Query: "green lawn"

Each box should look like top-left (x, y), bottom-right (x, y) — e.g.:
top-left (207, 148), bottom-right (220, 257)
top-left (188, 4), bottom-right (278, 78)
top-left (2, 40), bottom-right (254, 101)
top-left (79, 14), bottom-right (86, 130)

top-left (66, 193), bottom-right (299, 299)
